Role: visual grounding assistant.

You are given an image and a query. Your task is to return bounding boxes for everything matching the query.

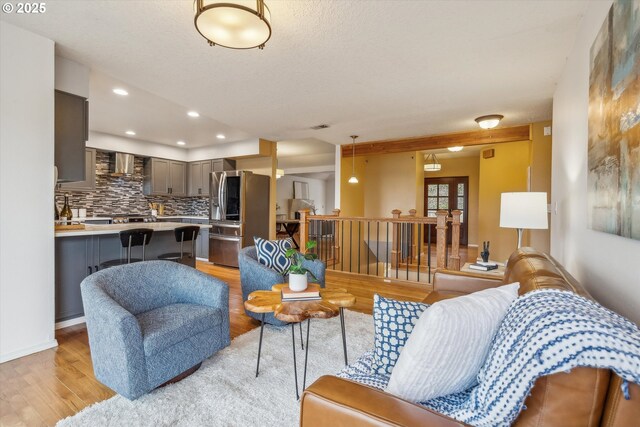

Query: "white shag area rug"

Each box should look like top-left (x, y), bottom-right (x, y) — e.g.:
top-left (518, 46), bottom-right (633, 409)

top-left (57, 310), bottom-right (374, 427)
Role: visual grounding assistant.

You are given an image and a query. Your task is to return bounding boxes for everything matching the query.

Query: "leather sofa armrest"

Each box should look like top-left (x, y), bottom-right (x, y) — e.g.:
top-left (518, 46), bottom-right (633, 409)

top-left (301, 376), bottom-right (466, 427)
top-left (424, 270), bottom-right (503, 304)
top-left (433, 270), bottom-right (503, 293)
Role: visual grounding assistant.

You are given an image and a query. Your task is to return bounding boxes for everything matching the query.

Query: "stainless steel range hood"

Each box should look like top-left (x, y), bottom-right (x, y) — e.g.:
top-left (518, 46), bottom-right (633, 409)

top-left (109, 152), bottom-right (135, 176)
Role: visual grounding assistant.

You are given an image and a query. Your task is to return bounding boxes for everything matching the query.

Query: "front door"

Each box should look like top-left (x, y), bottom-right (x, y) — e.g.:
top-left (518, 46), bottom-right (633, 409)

top-left (424, 177), bottom-right (469, 245)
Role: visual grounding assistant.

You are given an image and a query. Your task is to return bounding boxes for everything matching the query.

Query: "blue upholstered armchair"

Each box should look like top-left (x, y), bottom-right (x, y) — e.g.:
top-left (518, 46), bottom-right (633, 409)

top-left (80, 261), bottom-right (230, 400)
top-left (238, 245), bottom-right (326, 326)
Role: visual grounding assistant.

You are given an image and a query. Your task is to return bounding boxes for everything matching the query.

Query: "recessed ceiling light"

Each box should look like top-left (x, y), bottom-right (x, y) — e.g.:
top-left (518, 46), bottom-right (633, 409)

top-left (113, 88), bottom-right (129, 96)
top-left (448, 146), bottom-right (464, 152)
top-left (187, 111), bottom-right (200, 118)
top-left (177, 141), bottom-right (186, 146)
top-left (216, 134), bottom-right (226, 140)
top-left (125, 130), bottom-right (136, 136)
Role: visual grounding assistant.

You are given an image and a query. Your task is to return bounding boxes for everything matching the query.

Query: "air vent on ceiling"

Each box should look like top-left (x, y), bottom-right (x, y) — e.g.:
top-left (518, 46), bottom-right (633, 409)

top-left (310, 124), bottom-right (330, 130)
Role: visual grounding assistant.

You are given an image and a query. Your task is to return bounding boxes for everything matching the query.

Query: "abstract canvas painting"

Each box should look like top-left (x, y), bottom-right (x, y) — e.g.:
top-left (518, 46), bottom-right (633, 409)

top-left (588, 0), bottom-right (640, 240)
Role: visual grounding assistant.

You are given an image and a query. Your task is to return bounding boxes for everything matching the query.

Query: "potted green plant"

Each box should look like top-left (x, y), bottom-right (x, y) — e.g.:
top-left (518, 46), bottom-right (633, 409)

top-left (285, 240), bottom-right (318, 291)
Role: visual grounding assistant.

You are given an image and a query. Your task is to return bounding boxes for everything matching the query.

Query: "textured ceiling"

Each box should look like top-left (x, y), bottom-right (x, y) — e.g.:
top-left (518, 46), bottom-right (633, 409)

top-left (1, 1), bottom-right (588, 146)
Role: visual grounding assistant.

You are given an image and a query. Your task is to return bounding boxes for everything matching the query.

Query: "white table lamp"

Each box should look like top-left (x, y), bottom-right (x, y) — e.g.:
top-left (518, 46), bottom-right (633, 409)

top-left (500, 192), bottom-right (548, 249)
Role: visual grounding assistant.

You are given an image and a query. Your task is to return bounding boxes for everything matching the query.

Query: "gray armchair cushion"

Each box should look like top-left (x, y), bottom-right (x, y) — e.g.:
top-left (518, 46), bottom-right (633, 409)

top-left (137, 303), bottom-right (223, 357)
top-left (81, 261), bottom-right (230, 400)
top-left (238, 245), bottom-right (326, 326)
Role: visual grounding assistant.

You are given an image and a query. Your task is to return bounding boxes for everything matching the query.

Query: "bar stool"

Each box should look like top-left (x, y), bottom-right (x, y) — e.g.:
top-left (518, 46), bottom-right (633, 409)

top-left (158, 226), bottom-right (199, 265)
top-left (100, 228), bottom-right (154, 269)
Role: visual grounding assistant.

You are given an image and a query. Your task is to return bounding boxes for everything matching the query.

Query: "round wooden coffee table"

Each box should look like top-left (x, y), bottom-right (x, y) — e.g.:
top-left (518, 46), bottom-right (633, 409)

top-left (244, 284), bottom-right (356, 399)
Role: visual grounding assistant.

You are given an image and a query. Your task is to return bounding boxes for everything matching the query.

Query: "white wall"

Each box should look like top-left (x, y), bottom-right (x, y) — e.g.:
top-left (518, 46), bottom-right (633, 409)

top-left (551, 0), bottom-right (640, 324)
top-left (88, 131), bottom-right (189, 161)
top-left (276, 175), bottom-right (327, 217)
top-left (55, 56), bottom-right (89, 98)
top-left (1, 22), bottom-right (57, 362)
top-left (88, 131), bottom-right (265, 163)
top-left (325, 174), bottom-right (336, 213)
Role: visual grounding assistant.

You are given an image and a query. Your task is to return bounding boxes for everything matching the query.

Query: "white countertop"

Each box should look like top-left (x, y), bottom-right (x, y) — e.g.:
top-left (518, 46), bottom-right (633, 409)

top-left (55, 221), bottom-right (212, 238)
top-left (157, 215), bottom-right (209, 220)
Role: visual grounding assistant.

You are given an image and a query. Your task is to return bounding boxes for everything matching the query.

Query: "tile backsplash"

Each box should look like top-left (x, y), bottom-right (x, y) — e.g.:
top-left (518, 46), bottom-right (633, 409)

top-left (55, 151), bottom-right (209, 217)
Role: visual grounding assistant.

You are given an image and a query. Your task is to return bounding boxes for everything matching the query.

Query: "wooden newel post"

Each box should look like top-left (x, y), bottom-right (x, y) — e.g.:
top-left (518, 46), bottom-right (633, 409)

top-left (450, 210), bottom-right (461, 271)
top-left (390, 209), bottom-right (401, 267)
top-left (435, 210), bottom-right (448, 269)
top-left (333, 209), bottom-right (341, 263)
top-left (298, 209), bottom-right (310, 250)
top-left (408, 209), bottom-right (417, 264)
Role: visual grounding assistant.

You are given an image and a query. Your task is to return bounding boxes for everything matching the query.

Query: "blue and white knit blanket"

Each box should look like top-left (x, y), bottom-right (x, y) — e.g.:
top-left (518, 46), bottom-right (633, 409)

top-left (338, 289), bottom-right (640, 426)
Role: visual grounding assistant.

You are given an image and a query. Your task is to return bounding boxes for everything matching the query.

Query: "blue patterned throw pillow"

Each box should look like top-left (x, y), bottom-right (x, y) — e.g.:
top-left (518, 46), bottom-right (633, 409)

top-left (254, 237), bottom-right (294, 274)
top-left (371, 294), bottom-right (429, 375)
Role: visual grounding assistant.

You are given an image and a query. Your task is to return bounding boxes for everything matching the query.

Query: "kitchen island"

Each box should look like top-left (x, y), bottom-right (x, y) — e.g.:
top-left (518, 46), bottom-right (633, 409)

top-left (55, 222), bottom-right (212, 325)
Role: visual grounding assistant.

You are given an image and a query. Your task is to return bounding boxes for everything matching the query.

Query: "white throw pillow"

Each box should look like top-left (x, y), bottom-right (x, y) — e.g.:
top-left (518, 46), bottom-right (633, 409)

top-left (385, 282), bottom-right (520, 402)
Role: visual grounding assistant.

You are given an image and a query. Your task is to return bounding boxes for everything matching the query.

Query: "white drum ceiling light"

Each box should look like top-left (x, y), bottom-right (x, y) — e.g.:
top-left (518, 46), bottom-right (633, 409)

top-left (194, 0), bottom-right (272, 50)
top-left (475, 114), bottom-right (504, 129)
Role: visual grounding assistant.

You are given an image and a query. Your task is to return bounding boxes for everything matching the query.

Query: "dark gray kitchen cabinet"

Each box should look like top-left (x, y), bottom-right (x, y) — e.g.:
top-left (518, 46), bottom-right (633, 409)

top-left (212, 159), bottom-right (236, 173)
top-left (144, 158), bottom-right (187, 196)
top-left (169, 161), bottom-right (187, 196)
top-left (55, 237), bottom-right (92, 322)
top-left (190, 219), bottom-right (210, 259)
top-left (59, 148), bottom-right (96, 191)
top-left (55, 90), bottom-right (88, 182)
top-left (188, 161), bottom-right (213, 196)
top-left (55, 235), bottom-right (122, 322)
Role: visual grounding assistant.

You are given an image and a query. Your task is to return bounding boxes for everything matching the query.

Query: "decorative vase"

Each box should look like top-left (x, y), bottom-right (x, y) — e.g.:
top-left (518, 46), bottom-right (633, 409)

top-left (288, 273), bottom-right (308, 292)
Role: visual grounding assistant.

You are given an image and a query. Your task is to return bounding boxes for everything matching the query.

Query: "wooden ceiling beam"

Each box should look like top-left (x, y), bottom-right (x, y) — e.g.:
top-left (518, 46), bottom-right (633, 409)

top-left (341, 124), bottom-right (532, 157)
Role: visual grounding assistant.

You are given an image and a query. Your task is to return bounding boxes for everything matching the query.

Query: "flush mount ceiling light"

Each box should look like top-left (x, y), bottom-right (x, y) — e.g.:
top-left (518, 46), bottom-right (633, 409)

top-left (177, 140), bottom-right (187, 146)
top-left (448, 146), bottom-right (463, 152)
top-left (475, 114), bottom-right (504, 129)
top-left (193, 0), bottom-right (272, 50)
top-left (216, 134), bottom-right (226, 139)
top-left (348, 135), bottom-right (359, 184)
top-left (187, 111), bottom-right (200, 118)
top-left (424, 153), bottom-right (442, 172)
top-left (113, 88), bottom-right (129, 96)
top-left (125, 130), bottom-right (136, 136)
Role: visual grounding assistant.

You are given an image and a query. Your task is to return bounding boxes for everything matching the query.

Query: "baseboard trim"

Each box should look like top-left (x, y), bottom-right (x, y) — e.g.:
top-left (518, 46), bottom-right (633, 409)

top-left (0, 339), bottom-right (58, 364)
top-left (55, 316), bottom-right (86, 330)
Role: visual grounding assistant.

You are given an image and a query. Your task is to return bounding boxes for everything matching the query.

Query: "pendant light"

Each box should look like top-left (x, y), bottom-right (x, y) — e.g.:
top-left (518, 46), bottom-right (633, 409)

top-left (348, 135), bottom-right (359, 184)
top-left (424, 153), bottom-right (442, 172)
top-left (193, 0), bottom-right (272, 50)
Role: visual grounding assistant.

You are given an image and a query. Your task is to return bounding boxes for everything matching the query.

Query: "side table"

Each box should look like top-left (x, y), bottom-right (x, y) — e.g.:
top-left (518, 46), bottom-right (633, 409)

top-left (460, 262), bottom-right (506, 279)
top-left (244, 284), bottom-right (356, 399)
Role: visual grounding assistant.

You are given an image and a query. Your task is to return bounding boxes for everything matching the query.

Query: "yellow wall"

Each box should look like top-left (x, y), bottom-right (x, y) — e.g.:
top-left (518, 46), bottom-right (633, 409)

top-left (337, 122), bottom-right (552, 264)
top-left (478, 140), bottom-right (531, 262)
top-left (423, 155), bottom-right (480, 246)
top-left (339, 155), bottom-right (366, 217)
top-left (363, 152), bottom-right (418, 218)
top-left (529, 121), bottom-right (552, 253)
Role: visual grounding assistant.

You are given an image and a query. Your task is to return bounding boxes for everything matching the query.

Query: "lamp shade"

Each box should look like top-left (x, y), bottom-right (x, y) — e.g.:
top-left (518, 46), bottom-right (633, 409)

top-left (500, 192), bottom-right (548, 229)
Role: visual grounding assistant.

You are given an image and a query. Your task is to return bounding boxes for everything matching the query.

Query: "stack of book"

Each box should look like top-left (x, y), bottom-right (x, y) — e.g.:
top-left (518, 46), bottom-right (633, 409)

top-left (281, 285), bottom-right (321, 302)
top-left (468, 260), bottom-right (499, 271)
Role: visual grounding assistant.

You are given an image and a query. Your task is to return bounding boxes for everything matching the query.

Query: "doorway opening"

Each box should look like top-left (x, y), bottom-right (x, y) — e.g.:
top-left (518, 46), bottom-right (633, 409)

top-left (423, 176), bottom-right (469, 245)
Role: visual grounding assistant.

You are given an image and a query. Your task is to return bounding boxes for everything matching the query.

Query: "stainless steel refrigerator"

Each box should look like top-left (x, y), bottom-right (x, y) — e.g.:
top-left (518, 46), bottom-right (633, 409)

top-left (209, 170), bottom-right (270, 267)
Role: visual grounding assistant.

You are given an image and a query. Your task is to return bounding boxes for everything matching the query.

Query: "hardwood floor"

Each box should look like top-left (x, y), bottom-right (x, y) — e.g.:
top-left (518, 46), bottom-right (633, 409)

top-left (0, 262), bottom-right (430, 426)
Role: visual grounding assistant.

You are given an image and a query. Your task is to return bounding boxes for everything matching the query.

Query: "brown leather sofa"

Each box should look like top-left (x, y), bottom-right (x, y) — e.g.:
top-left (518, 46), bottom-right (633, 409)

top-left (300, 248), bottom-right (640, 426)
